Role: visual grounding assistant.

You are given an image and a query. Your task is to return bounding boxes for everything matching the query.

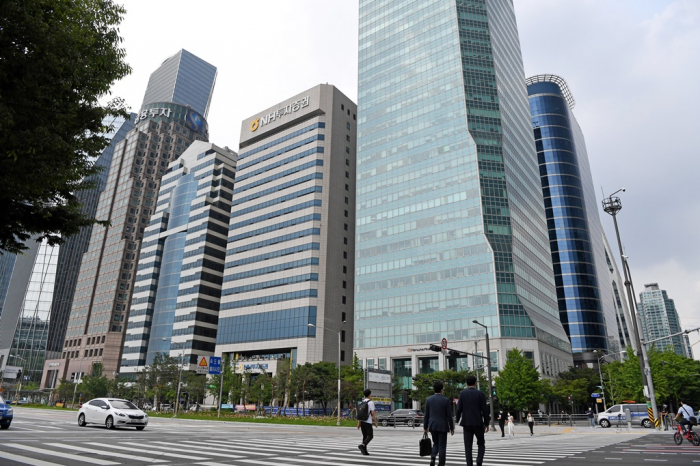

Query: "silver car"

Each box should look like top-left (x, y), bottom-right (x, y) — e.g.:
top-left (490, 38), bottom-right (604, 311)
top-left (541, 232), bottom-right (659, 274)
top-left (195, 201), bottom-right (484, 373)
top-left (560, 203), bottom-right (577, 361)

top-left (78, 398), bottom-right (148, 430)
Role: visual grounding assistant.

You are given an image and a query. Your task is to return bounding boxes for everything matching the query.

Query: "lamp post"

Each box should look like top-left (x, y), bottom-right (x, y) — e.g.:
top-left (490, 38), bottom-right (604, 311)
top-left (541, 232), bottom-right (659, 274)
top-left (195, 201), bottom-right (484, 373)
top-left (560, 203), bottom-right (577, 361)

top-left (472, 320), bottom-right (495, 431)
top-left (596, 354), bottom-right (609, 411)
top-left (308, 320), bottom-right (346, 426)
top-left (602, 189), bottom-right (660, 430)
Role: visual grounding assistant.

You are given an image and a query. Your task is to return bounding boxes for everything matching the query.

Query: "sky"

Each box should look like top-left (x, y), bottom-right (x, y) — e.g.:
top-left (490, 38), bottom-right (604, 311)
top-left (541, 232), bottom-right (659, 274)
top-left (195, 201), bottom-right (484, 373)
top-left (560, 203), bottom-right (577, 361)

top-left (109, 0), bottom-right (700, 353)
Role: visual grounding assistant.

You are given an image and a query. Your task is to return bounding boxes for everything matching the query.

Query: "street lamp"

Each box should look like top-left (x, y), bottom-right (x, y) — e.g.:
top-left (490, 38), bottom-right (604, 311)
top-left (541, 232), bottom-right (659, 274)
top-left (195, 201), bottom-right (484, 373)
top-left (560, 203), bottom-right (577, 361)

top-left (602, 188), bottom-right (660, 430)
top-left (308, 320), bottom-right (346, 426)
top-left (161, 338), bottom-right (184, 417)
top-left (472, 320), bottom-right (495, 431)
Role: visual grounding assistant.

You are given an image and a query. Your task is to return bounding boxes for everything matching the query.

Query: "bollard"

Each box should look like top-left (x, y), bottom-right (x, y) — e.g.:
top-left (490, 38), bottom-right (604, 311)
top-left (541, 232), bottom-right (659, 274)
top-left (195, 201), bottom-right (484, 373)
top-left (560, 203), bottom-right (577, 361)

top-left (624, 408), bottom-right (632, 430)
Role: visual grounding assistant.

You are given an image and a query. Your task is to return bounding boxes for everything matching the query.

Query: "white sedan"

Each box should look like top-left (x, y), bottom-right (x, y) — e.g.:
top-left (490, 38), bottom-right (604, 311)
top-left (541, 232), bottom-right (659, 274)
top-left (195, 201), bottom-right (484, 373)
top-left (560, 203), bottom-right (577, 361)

top-left (78, 398), bottom-right (148, 430)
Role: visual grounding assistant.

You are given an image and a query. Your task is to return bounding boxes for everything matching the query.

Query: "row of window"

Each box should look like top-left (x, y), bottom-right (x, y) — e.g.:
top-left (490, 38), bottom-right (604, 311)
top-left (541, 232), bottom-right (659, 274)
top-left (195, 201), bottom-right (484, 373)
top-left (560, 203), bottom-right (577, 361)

top-left (228, 214), bottom-right (321, 243)
top-left (222, 273), bottom-right (318, 296)
top-left (229, 200), bottom-right (322, 231)
top-left (238, 134), bottom-right (325, 171)
top-left (230, 186), bottom-right (322, 218)
top-left (220, 289), bottom-right (318, 310)
top-left (237, 122), bottom-right (325, 160)
top-left (225, 228), bottom-right (320, 256)
top-left (225, 242), bottom-right (320, 269)
top-left (234, 160), bottom-right (324, 194)
top-left (235, 147), bottom-right (324, 183)
top-left (231, 172), bottom-right (323, 206)
top-left (223, 257), bottom-right (319, 282)
top-left (216, 306), bottom-right (317, 345)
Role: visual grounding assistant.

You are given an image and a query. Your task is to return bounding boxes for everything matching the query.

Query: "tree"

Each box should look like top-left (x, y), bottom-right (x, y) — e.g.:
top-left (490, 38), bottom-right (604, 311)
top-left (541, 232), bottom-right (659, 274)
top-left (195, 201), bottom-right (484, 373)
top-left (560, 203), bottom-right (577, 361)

top-left (411, 370), bottom-right (485, 405)
top-left (80, 363), bottom-right (110, 400)
top-left (54, 378), bottom-right (74, 403)
top-left (181, 372), bottom-right (207, 409)
top-left (340, 354), bottom-right (364, 412)
top-left (0, 0), bottom-right (131, 254)
top-left (494, 349), bottom-right (542, 415)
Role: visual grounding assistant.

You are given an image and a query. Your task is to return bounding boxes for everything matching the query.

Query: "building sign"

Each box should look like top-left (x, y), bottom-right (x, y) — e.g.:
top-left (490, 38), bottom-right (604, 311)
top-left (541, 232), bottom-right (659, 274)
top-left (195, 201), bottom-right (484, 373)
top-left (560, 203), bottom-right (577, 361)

top-left (48, 362), bottom-right (60, 368)
top-left (251, 96), bottom-right (310, 132)
top-left (136, 107), bottom-right (172, 121)
top-left (2, 366), bottom-right (22, 379)
top-left (367, 369), bottom-right (392, 399)
top-left (184, 108), bottom-right (205, 133)
top-left (237, 363), bottom-right (269, 371)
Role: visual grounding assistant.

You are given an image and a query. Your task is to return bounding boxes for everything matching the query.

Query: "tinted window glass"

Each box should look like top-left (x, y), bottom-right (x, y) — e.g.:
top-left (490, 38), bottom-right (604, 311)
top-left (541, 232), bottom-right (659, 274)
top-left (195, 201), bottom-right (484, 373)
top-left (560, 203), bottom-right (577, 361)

top-left (606, 405), bottom-right (621, 413)
top-left (109, 400), bottom-right (138, 410)
top-left (89, 400), bottom-right (102, 407)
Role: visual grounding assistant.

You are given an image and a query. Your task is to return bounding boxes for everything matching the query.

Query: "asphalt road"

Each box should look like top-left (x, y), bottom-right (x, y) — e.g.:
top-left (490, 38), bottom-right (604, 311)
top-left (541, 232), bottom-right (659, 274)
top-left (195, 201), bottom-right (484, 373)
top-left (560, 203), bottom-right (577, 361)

top-left (0, 407), bottom-right (697, 465)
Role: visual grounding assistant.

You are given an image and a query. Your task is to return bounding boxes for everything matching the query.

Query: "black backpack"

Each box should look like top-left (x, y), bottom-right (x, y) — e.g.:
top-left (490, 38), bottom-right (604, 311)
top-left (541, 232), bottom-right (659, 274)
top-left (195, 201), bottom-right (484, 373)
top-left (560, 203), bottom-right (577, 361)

top-left (357, 400), bottom-right (370, 421)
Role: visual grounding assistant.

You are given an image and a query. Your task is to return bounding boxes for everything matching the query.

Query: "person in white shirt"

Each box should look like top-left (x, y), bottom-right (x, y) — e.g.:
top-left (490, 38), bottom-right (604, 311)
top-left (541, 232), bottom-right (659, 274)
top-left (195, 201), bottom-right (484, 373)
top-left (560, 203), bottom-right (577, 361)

top-left (506, 412), bottom-right (514, 437)
top-left (357, 388), bottom-right (378, 455)
top-left (675, 400), bottom-right (695, 433)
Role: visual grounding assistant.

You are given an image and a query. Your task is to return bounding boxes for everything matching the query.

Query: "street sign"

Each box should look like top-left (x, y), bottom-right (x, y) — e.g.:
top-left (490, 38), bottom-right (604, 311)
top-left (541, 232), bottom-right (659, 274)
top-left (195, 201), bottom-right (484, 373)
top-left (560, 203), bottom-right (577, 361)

top-left (441, 338), bottom-right (447, 350)
top-left (596, 398), bottom-right (603, 403)
top-left (209, 356), bottom-right (221, 375)
top-left (196, 356), bottom-right (209, 374)
top-left (591, 393), bottom-right (600, 398)
top-left (367, 369), bottom-right (392, 399)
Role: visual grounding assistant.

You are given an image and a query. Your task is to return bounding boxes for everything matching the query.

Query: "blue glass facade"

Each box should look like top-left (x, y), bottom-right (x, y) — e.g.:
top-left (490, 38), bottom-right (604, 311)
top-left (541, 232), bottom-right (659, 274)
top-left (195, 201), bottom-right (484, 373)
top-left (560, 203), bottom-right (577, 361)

top-left (527, 75), bottom-right (620, 358)
top-left (356, 0), bottom-right (572, 381)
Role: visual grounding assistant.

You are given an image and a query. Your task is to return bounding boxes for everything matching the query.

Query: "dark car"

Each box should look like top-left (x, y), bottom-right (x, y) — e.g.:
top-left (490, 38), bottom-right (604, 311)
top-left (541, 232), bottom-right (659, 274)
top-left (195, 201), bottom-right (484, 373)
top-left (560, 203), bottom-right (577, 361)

top-left (377, 409), bottom-right (423, 427)
top-left (0, 395), bottom-right (13, 429)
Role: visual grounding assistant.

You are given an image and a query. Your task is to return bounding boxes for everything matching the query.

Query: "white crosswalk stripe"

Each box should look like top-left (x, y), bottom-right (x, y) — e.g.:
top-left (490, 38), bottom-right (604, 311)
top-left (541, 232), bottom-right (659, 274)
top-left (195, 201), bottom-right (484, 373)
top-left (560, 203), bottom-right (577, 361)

top-left (46, 443), bottom-right (170, 463)
top-left (5, 443), bottom-right (120, 465)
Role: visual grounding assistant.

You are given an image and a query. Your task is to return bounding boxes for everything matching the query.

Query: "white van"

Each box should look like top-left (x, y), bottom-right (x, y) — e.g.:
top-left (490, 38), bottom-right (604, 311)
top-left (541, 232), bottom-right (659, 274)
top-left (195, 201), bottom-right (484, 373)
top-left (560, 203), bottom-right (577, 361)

top-left (597, 403), bottom-right (652, 428)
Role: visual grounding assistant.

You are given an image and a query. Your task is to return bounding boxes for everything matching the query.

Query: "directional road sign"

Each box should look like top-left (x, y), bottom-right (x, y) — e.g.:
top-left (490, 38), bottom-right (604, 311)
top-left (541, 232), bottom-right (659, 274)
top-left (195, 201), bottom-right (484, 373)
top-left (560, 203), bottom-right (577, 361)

top-left (591, 393), bottom-right (600, 398)
top-left (209, 356), bottom-right (221, 375)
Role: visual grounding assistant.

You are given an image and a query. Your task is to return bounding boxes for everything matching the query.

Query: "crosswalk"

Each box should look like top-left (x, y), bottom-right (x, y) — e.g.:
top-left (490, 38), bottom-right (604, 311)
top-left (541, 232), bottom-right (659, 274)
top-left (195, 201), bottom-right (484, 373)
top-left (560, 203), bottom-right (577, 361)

top-left (0, 432), bottom-right (636, 466)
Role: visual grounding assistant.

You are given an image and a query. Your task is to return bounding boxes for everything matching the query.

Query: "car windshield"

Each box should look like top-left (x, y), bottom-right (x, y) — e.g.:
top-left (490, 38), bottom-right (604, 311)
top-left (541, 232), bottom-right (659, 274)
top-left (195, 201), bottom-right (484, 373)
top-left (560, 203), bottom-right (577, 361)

top-left (108, 400), bottom-right (138, 410)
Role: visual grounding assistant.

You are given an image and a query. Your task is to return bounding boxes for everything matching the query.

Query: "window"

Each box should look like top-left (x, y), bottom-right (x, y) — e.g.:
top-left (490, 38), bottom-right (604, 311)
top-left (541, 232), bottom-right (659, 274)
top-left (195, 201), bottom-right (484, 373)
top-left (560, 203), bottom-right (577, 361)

top-left (347, 109), bottom-right (350, 116)
top-left (342, 281), bottom-right (346, 289)
top-left (341, 104), bottom-right (345, 111)
top-left (353, 113), bottom-right (356, 120)
top-left (346, 122), bottom-right (350, 130)
top-left (343, 266), bottom-right (347, 273)
top-left (343, 237), bottom-right (348, 245)
top-left (342, 296), bottom-right (346, 304)
top-left (344, 223), bottom-right (348, 231)
top-left (345, 197), bottom-right (349, 204)
top-left (345, 171), bottom-right (349, 179)
top-left (342, 312), bottom-right (346, 322)
top-left (346, 135), bottom-right (350, 142)
top-left (344, 210), bottom-right (349, 218)
top-left (346, 158), bottom-right (350, 166)
top-left (341, 350), bottom-right (345, 362)
top-left (346, 147), bottom-right (350, 154)
top-left (343, 251), bottom-right (347, 259)
top-left (341, 330), bottom-right (346, 343)
top-left (345, 184), bottom-right (349, 191)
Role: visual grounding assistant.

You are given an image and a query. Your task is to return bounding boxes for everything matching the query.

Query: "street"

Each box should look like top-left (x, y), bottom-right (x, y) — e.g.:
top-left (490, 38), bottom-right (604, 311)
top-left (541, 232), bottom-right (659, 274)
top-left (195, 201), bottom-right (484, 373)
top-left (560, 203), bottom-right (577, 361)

top-left (0, 408), bottom-right (697, 465)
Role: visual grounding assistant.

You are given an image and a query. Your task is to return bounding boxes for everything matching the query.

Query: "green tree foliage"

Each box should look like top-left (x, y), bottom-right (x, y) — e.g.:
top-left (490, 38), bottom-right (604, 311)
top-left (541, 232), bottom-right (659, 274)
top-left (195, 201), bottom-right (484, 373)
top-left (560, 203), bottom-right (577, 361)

top-left (340, 354), bottom-right (364, 409)
top-left (136, 353), bottom-right (179, 408)
top-left (494, 349), bottom-right (542, 412)
top-left (181, 371), bottom-right (207, 407)
top-left (80, 363), bottom-right (110, 400)
top-left (411, 370), bottom-right (486, 405)
top-left (54, 378), bottom-right (75, 403)
top-left (0, 0), bottom-right (131, 254)
top-left (208, 356), bottom-right (244, 406)
top-left (551, 366), bottom-right (600, 412)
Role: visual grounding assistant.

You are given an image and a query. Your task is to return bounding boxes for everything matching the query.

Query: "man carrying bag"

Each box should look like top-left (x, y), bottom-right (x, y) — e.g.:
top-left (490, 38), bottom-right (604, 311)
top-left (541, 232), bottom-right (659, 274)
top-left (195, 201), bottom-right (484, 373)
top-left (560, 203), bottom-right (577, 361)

top-left (423, 381), bottom-right (455, 466)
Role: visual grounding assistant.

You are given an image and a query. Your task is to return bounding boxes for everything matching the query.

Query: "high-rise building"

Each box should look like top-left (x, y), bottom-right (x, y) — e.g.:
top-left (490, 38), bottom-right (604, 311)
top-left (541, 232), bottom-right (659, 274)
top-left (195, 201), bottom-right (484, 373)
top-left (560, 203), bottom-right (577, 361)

top-left (141, 49), bottom-right (217, 118)
top-left (526, 74), bottom-right (621, 366)
top-left (638, 283), bottom-right (691, 358)
top-left (120, 141), bottom-right (236, 378)
top-left (41, 51), bottom-right (216, 388)
top-left (46, 115), bottom-right (136, 363)
top-left (355, 0), bottom-right (573, 406)
top-left (0, 252), bottom-right (16, 319)
top-left (216, 84), bottom-right (356, 375)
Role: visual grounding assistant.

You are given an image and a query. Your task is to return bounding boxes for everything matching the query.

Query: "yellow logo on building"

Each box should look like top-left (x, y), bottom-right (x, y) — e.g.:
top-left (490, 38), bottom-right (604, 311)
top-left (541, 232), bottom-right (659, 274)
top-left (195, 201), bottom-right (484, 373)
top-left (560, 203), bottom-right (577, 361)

top-left (250, 118), bottom-right (259, 132)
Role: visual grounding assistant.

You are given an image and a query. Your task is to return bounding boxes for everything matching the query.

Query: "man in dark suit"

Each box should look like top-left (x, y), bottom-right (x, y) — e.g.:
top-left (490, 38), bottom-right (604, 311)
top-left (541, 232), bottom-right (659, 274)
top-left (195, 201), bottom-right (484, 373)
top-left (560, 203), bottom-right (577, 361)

top-left (455, 375), bottom-right (490, 466)
top-left (423, 381), bottom-right (455, 466)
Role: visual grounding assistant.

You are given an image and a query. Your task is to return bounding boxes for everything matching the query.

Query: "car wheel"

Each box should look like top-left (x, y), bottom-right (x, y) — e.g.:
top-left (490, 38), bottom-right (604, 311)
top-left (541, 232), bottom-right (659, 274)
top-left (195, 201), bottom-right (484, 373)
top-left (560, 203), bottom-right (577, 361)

top-left (407, 419), bottom-right (414, 427)
top-left (641, 419), bottom-right (652, 428)
top-left (674, 432), bottom-right (683, 445)
top-left (135, 426), bottom-right (145, 431)
top-left (105, 416), bottom-right (115, 430)
top-left (0, 423), bottom-right (9, 430)
top-left (599, 419), bottom-right (610, 428)
top-left (78, 413), bottom-right (86, 427)
top-left (381, 420), bottom-right (388, 427)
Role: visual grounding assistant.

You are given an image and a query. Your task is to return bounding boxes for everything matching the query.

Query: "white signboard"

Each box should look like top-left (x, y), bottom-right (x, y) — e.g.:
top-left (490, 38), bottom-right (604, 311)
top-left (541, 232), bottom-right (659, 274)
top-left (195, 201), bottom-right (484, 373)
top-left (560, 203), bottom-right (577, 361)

top-left (196, 356), bottom-right (209, 375)
top-left (368, 372), bottom-right (391, 384)
top-left (2, 366), bottom-right (21, 379)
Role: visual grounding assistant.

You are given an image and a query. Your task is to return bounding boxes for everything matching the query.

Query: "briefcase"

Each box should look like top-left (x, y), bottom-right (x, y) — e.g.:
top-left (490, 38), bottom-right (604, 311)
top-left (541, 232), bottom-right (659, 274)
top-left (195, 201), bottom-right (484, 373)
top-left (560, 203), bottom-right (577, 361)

top-left (419, 432), bottom-right (432, 457)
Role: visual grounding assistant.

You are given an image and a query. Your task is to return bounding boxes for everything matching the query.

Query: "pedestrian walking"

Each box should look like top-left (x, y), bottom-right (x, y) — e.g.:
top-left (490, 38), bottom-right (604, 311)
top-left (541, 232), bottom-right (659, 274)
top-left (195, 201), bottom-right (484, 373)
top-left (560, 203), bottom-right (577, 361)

top-left (587, 407), bottom-right (595, 428)
top-left (497, 410), bottom-right (506, 437)
top-left (423, 381), bottom-right (455, 466)
top-left (357, 388), bottom-right (378, 456)
top-left (506, 412), bottom-right (514, 438)
top-left (455, 375), bottom-right (490, 466)
top-left (526, 412), bottom-right (534, 436)
top-left (660, 405), bottom-right (669, 431)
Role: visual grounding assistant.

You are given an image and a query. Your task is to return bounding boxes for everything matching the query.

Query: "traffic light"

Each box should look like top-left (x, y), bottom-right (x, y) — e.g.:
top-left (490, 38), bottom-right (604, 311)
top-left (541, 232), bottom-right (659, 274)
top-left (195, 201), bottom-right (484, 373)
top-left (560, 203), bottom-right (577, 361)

top-left (448, 350), bottom-right (460, 358)
top-left (492, 389), bottom-right (497, 397)
top-left (568, 395), bottom-right (573, 403)
top-left (429, 344), bottom-right (442, 352)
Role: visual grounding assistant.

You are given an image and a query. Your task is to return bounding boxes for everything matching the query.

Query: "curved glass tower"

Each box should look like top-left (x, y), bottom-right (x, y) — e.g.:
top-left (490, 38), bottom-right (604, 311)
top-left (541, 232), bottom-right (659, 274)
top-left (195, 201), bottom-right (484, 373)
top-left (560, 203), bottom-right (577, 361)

top-left (527, 74), bottom-right (620, 363)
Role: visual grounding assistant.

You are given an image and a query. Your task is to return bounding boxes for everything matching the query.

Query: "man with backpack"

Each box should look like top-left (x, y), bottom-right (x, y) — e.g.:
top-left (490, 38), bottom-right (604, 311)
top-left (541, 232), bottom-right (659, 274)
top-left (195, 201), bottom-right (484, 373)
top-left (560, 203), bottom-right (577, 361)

top-left (357, 388), bottom-right (378, 455)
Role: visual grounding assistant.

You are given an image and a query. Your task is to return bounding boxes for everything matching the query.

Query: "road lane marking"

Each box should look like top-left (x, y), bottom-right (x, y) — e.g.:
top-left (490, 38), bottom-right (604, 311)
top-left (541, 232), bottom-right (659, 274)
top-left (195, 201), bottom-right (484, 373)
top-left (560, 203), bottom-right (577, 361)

top-left (0, 450), bottom-right (60, 466)
top-left (85, 442), bottom-right (202, 460)
top-left (46, 443), bottom-right (170, 463)
top-left (143, 441), bottom-right (245, 459)
top-left (5, 443), bottom-right (119, 465)
top-left (178, 440), bottom-right (276, 456)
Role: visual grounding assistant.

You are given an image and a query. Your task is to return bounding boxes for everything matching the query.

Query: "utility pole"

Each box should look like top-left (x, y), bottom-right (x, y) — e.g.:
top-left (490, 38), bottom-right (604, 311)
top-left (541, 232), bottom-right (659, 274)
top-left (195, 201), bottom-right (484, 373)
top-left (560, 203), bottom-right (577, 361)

top-left (474, 341), bottom-right (480, 391)
top-left (217, 355), bottom-right (225, 419)
top-left (602, 190), bottom-right (660, 430)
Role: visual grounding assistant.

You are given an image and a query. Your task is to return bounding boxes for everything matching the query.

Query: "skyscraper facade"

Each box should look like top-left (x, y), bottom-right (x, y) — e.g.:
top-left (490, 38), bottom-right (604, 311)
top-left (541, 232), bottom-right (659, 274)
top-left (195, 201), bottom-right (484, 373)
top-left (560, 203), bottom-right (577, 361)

top-left (526, 74), bottom-right (621, 365)
top-left (41, 51), bottom-right (216, 388)
top-left (638, 283), bottom-right (691, 358)
top-left (356, 0), bottom-right (572, 406)
top-left (216, 84), bottom-right (356, 375)
top-left (46, 115), bottom-right (136, 363)
top-left (141, 49), bottom-right (217, 118)
top-left (120, 141), bottom-right (236, 378)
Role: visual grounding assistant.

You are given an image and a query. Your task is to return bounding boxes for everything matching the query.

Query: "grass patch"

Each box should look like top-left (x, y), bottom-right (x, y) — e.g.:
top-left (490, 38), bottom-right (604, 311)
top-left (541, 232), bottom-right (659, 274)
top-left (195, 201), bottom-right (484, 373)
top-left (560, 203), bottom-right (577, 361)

top-left (15, 404), bottom-right (78, 411)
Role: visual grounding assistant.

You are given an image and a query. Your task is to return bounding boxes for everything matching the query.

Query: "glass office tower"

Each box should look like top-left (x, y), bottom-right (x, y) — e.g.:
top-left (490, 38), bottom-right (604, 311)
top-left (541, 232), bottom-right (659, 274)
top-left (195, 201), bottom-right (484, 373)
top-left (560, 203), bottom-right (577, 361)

top-left (638, 283), bottom-right (691, 358)
top-left (356, 0), bottom-right (572, 406)
top-left (141, 49), bottom-right (217, 118)
top-left (527, 74), bottom-right (621, 366)
top-left (120, 141), bottom-right (236, 378)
